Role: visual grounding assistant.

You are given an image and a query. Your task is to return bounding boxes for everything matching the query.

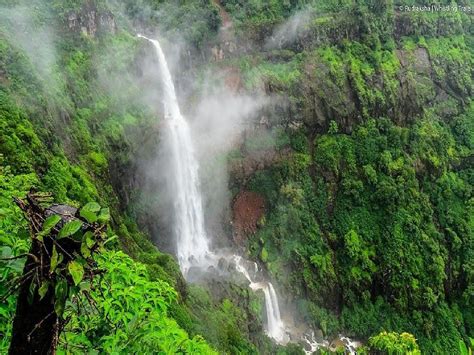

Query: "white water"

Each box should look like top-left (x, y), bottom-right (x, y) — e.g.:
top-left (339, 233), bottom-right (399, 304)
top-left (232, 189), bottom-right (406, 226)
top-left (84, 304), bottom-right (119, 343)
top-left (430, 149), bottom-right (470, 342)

top-left (139, 34), bottom-right (288, 343)
top-left (233, 256), bottom-right (288, 343)
top-left (303, 331), bottom-right (359, 354)
top-left (138, 34), bottom-right (211, 275)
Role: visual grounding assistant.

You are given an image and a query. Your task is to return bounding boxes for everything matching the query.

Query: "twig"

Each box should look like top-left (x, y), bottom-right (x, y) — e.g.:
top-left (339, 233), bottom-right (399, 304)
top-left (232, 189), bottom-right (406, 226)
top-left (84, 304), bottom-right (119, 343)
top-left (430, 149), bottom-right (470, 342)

top-left (0, 267), bottom-right (39, 302)
top-left (0, 253), bottom-right (39, 263)
top-left (26, 311), bottom-right (55, 340)
top-left (51, 240), bottom-right (74, 261)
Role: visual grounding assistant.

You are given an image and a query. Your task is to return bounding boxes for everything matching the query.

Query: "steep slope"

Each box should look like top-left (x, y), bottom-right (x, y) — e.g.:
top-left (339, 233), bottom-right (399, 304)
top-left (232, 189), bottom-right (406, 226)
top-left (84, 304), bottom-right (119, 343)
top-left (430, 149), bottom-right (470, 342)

top-left (215, 1), bottom-right (473, 353)
top-left (0, 0), bottom-right (473, 354)
top-left (0, 0), bottom-right (274, 353)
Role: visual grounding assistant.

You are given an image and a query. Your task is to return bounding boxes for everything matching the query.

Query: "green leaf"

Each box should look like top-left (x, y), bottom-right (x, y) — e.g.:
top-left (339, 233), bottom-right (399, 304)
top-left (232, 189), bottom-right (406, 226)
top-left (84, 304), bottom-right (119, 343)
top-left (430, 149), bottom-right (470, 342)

top-left (104, 235), bottom-right (118, 245)
top-left (38, 281), bottom-right (50, 300)
top-left (97, 208), bottom-right (110, 223)
top-left (81, 240), bottom-right (91, 258)
top-left (80, 210), bottom-right (97, 223)
top-left (80, 203), bottom-right (100, 223)
top-left (42, 215), bottom-right (61, 233)
top-left (81, 202), bottom-right (101, 214)
top-left (83, 231), bottom-right (95, 248)
top-left (79, 281), bottom-right (91, 292)
top-left (0, 246), bottom-right (12, 258)
top-left (50, 245), bottom-right (59, 273)
top-left (54, 279), bottom-right (68, 317)
top-left (459, 340), bottom-right (468, 355)
top-left (38, 215), bottom-right (62, 241)
top-left (68, 260), bottom-right (84, 286)
top-left (58, 220), bottom-right (83, 239)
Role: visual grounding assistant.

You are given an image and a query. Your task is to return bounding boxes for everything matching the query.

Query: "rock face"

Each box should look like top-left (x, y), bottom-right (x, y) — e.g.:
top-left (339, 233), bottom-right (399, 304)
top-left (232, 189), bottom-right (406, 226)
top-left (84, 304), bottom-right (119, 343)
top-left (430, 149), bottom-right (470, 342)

top-left (232, 190), bottom-right (266, 246)
top-left (67, 2), bottom-right (116, 37)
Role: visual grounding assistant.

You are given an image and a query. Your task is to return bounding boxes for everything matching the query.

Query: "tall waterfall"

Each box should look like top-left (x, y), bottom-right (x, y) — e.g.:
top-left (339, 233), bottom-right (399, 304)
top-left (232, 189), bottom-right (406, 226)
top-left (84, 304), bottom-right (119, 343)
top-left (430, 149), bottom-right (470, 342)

top-left (138, 34), bottom-right (287, 344)
top-left (138, 34), bottom-right (211, 275)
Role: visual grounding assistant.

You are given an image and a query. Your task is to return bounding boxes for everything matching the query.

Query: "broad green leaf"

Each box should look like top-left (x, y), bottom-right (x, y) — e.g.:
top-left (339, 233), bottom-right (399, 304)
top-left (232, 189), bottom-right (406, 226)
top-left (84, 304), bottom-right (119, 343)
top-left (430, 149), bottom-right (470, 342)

top-left (42, 215), bottom-right (61, 233)
top-left (54, 279), bottom-right (68, 317)
top-left (38, 215), bottom-right (62, 241)
top-left (38, 281), bottom-right (50, 300)
top-left (9, 259), bottom-right (24, 273)
top-left (0, 246), bottom-right (12, 258)
top-left (80, 203), bottom-right (100, 223)
top-left (80, 210), bottom-right (97, 223)
top-left (81, 240), bottom-right (91, 258)
top-left (97, 208), bottom-right (110, 223)
top-left (50, 245), bottom-right (59, 273)
top-left (68, 260), bottom-right (84, 286)
top-left (81, 202), bottom-right (101, 214)
top-left (83, 231), bottom-right (95, 248)
top-left (58, 220), bottom-right (83, 239)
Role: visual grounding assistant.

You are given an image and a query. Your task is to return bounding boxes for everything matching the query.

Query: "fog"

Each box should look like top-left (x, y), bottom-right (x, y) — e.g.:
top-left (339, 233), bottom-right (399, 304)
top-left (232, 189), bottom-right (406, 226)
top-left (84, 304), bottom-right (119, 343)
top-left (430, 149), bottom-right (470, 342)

top-left (134, 38), bottom-right (268, 250)
top-left (191, 82), bottom-right (268, 244)
top-left (0, 1), bottom-right (60, 95)
top-left (265, 6), bottom-right (314, 50)
top-left (0, 0), bottom-right (272, 252)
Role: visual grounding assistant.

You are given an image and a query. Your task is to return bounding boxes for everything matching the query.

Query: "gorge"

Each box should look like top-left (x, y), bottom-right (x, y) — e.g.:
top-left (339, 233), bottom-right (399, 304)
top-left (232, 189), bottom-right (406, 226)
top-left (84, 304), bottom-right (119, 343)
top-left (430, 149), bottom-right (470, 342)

top-left (0, 1), bottom-right (472, 354)
top-left (138, 33), bottom-right (289, 345)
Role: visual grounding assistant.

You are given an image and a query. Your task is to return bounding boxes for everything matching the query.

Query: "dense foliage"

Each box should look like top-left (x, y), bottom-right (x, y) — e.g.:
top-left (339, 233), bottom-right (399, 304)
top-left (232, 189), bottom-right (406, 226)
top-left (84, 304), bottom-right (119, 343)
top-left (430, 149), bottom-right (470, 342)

top-left (225, 1), bottom-right (473, 353)
top-left (0, 0), bottom-right (472, 353)
top-left (61, 250), bottom-right (217, 354)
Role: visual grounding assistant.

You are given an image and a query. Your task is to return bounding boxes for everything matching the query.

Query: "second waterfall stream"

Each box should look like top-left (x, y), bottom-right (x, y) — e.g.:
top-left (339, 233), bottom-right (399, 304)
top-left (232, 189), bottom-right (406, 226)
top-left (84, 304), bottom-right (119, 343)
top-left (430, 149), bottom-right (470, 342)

top-left (137, 34), bottom-right (288, 344)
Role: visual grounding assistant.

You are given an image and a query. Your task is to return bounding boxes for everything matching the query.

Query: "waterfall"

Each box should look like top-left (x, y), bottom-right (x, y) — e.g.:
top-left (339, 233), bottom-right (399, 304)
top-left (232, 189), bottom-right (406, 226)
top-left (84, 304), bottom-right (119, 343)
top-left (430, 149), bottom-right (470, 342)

top-left (138, 34), bottom-right (288, 344)
top-left (138, 34), bottom-right (211, 275)
top-left (233, 256), bottom-right (288, 343)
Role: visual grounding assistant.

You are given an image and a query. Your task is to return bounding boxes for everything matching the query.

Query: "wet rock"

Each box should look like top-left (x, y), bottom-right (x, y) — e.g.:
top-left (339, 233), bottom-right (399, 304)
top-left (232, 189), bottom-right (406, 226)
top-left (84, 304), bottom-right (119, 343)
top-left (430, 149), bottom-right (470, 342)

top-left (217, 256), bottom-right (229, 271)
top-left (314, 329), bottom-right (324, 342)
top-left (44, 204), bottom-right (78, 229)
top-left (67, 2), bottom-right (116, 38)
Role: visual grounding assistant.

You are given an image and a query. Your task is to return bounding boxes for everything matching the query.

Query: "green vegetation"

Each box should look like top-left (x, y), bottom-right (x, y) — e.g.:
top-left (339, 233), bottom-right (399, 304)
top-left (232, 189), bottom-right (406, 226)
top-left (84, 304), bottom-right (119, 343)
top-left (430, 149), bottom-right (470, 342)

top-left (0, 0), bottom-right (263, 353)
top-left (226, 1), bottom-right (473, 353)
top-left (61, 251), bottom-right (217, 354)
top-left (119, 0), bottom-right (220, 47)
top-left (367, 331), bottom-right (421, 354)
top-left (1, 0), bottom-right (473, 353)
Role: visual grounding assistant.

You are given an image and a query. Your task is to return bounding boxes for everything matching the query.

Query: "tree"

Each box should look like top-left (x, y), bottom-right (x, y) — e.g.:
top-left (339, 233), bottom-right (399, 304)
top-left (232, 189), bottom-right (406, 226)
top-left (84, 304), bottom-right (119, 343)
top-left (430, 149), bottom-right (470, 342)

top-left (8, 192), bottom-right (108, 355)
top-left (368, 331), bottom-right (421, 354)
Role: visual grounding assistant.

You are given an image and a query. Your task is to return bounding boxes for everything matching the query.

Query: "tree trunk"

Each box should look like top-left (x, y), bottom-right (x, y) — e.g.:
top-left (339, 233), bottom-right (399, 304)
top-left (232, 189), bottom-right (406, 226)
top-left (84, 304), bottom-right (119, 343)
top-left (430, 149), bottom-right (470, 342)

top-left (8, 239), bottom-right (59, 355)
top-left (9, 196), bottom-right (78, 355)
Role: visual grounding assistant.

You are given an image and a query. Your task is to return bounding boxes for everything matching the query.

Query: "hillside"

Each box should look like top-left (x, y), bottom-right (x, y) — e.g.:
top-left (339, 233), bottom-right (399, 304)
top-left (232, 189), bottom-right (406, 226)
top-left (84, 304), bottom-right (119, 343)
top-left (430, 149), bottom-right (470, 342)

top-left (0, 0), bottom-right (473, 354)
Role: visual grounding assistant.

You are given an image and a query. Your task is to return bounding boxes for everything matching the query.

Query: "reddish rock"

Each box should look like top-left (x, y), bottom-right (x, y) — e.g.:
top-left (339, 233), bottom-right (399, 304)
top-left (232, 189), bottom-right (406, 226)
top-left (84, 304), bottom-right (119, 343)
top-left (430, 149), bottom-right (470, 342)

top-left (232, 190), bottom-right (266, 246)
top-left (223, 67), bottom-right (242, 92)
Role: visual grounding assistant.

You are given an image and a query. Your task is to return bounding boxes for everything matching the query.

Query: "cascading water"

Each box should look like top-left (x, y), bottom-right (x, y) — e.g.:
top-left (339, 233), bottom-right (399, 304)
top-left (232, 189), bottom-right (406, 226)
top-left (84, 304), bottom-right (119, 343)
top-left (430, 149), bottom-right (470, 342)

top-left (137, 34), bottom-right (211, 275)
top-left (233, 256), bottom-right (287, 343)
top-left (138, 34), bottom-right (288, 344)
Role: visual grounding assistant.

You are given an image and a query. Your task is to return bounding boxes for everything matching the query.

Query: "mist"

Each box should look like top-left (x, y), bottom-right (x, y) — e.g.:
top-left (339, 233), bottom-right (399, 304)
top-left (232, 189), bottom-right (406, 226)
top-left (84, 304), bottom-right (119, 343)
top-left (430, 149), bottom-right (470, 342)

top-left (134, 38), bottom-right (268, 250)
top-left (0, 1), bottom-right (59, 95)
top-left (265, 6), bottom-right (314, 50)
top-left (191, 82), bottom-right (268, 244)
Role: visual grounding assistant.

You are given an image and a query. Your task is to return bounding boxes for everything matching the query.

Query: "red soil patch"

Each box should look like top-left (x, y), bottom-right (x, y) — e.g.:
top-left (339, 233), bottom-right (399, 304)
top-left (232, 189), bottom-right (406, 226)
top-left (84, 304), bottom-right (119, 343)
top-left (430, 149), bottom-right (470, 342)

top-left (212, 0), bottom-right (232, 29)
top-left (233, 190), bottom-right (266, 245)
top-left (223, 67), bottom-right (242, 92)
